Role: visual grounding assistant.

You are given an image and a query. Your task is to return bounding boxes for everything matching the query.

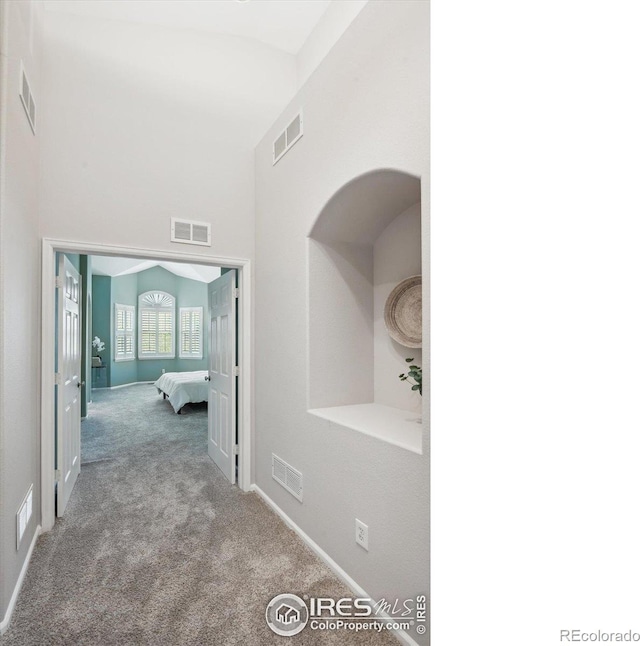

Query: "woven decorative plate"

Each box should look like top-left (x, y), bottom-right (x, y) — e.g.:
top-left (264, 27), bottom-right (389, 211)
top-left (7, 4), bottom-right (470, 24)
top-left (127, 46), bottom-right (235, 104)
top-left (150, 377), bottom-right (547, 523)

top-left (383, 275), bottom-right (422, 348)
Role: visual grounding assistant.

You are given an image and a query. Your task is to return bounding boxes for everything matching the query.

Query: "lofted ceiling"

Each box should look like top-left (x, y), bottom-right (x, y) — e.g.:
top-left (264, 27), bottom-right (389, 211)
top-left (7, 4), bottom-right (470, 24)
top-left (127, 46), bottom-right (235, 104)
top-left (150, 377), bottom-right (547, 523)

top-left (91, 257), bottom-right (222, 283)
top-left (43, 0), bottom-right (332, 54)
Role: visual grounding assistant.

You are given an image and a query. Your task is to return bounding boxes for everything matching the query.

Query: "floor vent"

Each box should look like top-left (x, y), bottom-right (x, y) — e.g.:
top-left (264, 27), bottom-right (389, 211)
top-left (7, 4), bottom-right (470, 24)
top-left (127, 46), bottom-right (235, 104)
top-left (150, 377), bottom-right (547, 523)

top-left (272, 454), bottom-right (303, 501)
top-left (272, 111), bottom-right (303, 165)
top-left (170, 218), bottom-right (211, 246)
top-left (19, 62), bottom-right (36, 134)
top-left (16, 485), bottom-right (33, 549)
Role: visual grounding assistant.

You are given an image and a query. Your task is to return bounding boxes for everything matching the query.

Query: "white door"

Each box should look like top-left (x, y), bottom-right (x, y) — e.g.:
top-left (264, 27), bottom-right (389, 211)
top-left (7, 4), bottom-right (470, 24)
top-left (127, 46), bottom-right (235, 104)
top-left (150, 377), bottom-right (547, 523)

top-left (208, 271), bottom-right (236, 483)
top-left (56, 255), bottom-right (82, 516)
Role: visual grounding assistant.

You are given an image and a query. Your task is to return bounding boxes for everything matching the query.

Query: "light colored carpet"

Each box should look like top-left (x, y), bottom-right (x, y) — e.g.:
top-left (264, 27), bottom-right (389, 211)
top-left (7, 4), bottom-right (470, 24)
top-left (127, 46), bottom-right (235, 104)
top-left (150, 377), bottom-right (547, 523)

top-left (0, 385), bottom-right (398, 645)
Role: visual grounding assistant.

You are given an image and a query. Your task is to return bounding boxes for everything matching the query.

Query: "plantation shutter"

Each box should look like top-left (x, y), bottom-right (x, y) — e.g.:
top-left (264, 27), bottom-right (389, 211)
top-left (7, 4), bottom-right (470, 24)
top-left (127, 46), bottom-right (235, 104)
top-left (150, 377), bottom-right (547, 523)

top-left (179, 307), bottom-right (203, 359)
top-left (138, 292), bottom-right (175, 359)
top-left (114, 304), bottom-right (135, 361)
top-left (140, 310), bottom-right (157, 355)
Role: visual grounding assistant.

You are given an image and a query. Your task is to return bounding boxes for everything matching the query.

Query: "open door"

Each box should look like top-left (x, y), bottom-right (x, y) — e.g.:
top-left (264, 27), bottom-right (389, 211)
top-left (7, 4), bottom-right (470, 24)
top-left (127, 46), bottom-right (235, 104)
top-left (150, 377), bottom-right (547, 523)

top-left (207, 271), bottom-right (236, 484)
top-left (56, 255), bottom-right (82, 516)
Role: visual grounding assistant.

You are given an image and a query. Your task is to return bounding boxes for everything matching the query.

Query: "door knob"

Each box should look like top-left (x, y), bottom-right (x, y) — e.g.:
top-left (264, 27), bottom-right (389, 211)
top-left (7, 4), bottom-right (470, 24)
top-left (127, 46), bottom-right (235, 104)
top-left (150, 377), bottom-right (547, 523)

top-left (77, 381), bottom-right (85, 388)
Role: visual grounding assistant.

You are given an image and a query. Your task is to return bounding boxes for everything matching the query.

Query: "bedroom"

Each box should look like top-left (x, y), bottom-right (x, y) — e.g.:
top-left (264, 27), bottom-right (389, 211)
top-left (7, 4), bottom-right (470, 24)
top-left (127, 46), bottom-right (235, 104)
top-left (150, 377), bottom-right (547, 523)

top-left (89, 256), bottom-right (217, 402)
top-left (56, 252), bottom-right (239, 506)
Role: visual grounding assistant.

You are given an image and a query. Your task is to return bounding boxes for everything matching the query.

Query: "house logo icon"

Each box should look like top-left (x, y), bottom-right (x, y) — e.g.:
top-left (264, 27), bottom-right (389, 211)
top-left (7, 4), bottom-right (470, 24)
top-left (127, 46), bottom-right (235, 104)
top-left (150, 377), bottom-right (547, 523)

top-left (266, 594), bottom-right (309, 636)
top-left (276, 603), bottom-right (300, 625)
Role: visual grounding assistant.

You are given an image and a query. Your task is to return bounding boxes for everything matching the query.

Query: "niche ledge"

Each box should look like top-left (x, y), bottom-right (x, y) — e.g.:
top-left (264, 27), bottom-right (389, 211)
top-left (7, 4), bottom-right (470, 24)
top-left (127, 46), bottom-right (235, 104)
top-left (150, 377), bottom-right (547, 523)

top-left (308, 403), bottom-right (422, 455)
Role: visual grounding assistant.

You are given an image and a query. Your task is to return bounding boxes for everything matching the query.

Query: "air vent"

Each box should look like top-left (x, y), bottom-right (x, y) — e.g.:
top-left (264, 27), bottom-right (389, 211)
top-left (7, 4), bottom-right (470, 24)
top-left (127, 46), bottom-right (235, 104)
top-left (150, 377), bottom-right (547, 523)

top-left (273, 111), bottom-right (303, 165)
top-left (192, 224), bottom-right (209, 244)
top-left (272, 454), bottom-right (303, 502)
top-left (19, 62), bottom-right (36, 134)
top-left (286, 114), bottom-right (301, 142)
top-left (170, 218), bottom-right (211, 246)
top-left (274, 132), bottom-right (287, 160)
top-left (16, 485), bottom-right (33, 549)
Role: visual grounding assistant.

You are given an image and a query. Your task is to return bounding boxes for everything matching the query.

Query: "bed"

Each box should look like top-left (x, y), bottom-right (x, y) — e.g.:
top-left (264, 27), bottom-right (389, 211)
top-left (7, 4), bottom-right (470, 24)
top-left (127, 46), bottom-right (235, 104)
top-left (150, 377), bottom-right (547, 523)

top-left (154, 370), bottom-right (209, 414)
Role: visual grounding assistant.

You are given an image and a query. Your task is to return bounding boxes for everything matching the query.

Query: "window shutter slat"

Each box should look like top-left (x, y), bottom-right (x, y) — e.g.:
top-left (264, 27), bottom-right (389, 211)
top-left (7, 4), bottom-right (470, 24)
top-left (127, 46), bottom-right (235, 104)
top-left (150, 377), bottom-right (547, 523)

top-left (115, 304), bottom-right (136, 361)
top-left (138, 292), bottom-right (175, 359)
top-left (179, 307), bottom-right (203, 359)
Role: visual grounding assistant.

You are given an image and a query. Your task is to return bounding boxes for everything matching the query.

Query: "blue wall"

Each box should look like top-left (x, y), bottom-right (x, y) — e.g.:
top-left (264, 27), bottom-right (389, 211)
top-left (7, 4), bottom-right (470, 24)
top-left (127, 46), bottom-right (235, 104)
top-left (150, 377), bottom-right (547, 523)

top-left (65, 253), bottom-right (80, 271)
top-left (92, 266), bottom-right (209, 387)
top-left (80, 255), bottom-right (92, 415)
top-left (110, 273), bottom-right (138, 387)
top-left (91, 275), bottom-right (111, 388)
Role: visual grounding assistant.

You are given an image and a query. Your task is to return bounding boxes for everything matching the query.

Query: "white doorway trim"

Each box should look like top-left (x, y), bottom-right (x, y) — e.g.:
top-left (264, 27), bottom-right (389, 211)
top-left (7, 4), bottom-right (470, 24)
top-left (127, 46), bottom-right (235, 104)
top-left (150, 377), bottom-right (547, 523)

top-left (40, 238), bottom-right (253, 533)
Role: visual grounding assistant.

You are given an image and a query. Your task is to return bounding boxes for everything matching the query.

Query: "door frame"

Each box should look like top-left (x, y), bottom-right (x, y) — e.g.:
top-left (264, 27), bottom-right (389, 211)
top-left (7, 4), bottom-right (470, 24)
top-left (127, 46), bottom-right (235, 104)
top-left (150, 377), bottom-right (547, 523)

top-left (40, 238), bottom-right (253, 533)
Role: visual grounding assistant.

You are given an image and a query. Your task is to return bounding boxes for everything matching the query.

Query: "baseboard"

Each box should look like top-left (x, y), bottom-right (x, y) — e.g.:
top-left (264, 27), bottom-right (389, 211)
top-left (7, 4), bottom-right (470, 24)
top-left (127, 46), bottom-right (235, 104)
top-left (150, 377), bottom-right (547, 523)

top-left (251, 485), bottom-right (420, 646)
top-left (110, 381), bottom-right (154, 390)
top-left (0, 524), bottom-right (41, 635)
top-left (93, 381), bottom-right (155, 391)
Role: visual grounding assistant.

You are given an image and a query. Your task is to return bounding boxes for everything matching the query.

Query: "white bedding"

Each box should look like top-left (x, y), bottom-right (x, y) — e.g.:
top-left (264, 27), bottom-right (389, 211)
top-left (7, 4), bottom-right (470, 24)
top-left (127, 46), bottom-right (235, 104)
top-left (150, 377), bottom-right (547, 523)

top-left (154, 370), bottom-right (209, 413)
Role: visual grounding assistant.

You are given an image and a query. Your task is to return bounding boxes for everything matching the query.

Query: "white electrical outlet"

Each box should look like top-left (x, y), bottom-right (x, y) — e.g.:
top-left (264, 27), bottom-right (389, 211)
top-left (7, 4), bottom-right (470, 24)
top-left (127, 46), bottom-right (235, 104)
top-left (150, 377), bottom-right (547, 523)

top-left (355, 519), bottom-right (369, 551)
top-left (162, 368), bottom-right (166, 374)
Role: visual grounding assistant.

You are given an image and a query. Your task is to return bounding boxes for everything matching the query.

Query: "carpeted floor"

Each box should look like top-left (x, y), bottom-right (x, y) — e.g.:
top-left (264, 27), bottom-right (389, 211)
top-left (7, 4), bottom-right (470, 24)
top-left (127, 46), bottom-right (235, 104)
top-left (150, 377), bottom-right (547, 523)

top-left (0, 385), bottom-right (397, 645)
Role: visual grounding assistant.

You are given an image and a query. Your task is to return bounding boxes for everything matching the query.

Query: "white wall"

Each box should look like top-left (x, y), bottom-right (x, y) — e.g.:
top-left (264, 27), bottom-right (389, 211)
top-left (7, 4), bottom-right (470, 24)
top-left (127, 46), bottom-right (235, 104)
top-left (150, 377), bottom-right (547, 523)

top-left (296, 0), bottom-right (369, 88)
top-left (0, 0), bottom-right (43, 624)
top-left (38, 11), bottom-right (298, 261)
top-left (374, 202), bottom-right (422, 413)
top-left (308, 239), bottom-right (374, 409)
top-left (255, 2), bottom-right (429, 643)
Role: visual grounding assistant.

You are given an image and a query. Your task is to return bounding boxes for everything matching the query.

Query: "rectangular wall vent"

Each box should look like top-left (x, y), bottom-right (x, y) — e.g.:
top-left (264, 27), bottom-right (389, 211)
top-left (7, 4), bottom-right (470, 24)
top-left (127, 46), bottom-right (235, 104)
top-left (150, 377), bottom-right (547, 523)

top-left (16, 485), bottom-right (33, 549)
top-left (272, 111), bottom-right (303, 165)
top-left (170, 218), bottom-right (211, 246)
top-left (19, 62), bottom-right (36, 134)
top-left (272, 454), bottom-right (303, 501)
top-left (274, 132), bottom-right (287, 160)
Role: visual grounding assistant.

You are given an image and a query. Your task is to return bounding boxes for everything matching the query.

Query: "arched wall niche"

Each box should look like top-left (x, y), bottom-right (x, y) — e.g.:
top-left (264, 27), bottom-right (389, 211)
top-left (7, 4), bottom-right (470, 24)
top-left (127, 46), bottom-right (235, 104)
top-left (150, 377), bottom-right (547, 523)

top-left (308, 169), bottom-right (423, 452)
top-left (309, 169), bottom-right (421, 244)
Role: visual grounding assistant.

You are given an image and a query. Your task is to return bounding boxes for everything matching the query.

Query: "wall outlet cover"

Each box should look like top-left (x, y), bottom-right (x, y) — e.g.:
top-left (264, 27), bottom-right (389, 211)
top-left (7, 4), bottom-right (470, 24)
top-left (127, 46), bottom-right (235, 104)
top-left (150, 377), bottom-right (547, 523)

top-left (355, 518), bottom-right (369, 551)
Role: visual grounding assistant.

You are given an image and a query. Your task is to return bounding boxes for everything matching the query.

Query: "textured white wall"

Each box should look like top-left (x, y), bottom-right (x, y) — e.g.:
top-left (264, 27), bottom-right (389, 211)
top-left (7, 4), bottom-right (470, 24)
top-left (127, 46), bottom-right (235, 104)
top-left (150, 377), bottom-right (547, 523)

top-left (0, 0), bottom-right (43, 622)
top-left (255, 2), bottom-right (429, 643)
top-left (374, 202), bottom-right (422, 413)
top-left (308, 239), bottom-right (374, 409)
top-left (296, 0), bottom-right (369, 89)
top-left (38, 11), bottom-right (298, 261)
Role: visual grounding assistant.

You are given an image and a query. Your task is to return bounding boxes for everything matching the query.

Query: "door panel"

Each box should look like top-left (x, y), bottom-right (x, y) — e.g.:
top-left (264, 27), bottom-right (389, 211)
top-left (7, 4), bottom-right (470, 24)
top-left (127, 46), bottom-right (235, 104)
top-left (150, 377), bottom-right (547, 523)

top-left (57, 256), bottom-right (82, 516)
top-left (208, 271), bottom-right (236, 484)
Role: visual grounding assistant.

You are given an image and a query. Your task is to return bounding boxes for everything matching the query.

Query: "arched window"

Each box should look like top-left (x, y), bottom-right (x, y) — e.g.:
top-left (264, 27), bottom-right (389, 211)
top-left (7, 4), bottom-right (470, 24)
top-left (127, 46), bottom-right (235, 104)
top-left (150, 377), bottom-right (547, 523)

top-left (138, 291), bottom-right (175, 359)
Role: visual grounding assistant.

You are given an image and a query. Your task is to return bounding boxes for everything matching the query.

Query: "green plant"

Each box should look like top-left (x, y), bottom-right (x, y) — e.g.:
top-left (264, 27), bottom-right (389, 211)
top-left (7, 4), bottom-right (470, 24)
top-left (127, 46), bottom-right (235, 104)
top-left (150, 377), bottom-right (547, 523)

top-left (399, 358), bottom-right (422, 395)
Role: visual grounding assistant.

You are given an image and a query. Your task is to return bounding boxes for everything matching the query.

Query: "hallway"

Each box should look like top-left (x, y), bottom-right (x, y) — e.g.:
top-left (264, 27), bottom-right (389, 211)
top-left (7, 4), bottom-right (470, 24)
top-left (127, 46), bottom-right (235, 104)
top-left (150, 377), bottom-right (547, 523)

top-left (0, 386), bottom-right (396, 645)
